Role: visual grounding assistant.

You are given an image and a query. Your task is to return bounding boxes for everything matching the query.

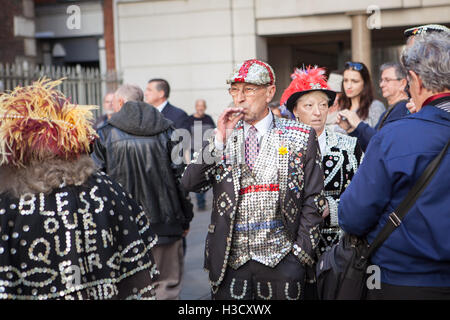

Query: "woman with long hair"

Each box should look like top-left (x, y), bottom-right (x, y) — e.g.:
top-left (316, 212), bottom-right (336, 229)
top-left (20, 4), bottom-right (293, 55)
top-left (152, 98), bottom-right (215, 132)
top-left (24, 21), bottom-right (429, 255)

top-left (336, 61), bottom-right (385, 130)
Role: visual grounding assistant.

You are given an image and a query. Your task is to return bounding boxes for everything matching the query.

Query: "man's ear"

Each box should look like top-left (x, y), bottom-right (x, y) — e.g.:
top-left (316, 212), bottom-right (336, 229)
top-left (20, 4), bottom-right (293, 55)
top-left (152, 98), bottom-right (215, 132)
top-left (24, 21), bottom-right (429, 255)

top-left (119, 97), bottom-right (126, 108)
top-left (266, 85), bottom-right (276, 103)
top-left (399, 78), bottom-right (408, 91)
top-left (409, 70), bottom-right (423, 94)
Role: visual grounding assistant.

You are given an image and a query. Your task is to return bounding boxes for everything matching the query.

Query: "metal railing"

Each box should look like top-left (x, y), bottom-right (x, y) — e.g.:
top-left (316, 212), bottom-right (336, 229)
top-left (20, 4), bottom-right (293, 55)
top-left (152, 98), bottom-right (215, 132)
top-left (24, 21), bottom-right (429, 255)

top-left (0, 62), bottom-right (122, 118)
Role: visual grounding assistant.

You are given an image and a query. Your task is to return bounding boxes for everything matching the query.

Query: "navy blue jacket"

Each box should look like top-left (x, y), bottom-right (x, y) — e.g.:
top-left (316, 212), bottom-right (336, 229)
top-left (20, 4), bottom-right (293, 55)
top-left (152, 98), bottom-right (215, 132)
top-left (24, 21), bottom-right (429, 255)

top-left (350, 100), bottom-right (409, 152)
top-left (339, 97), bottom-right (450, 287)
top-left (161, 102), bottom-right (189, 130)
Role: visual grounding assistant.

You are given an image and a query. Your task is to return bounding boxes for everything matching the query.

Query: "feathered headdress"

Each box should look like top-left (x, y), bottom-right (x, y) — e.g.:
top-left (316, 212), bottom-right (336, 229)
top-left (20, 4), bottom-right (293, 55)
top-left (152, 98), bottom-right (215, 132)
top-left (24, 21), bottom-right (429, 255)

top-left (280, 65), bottom-right (336, 112)
top-left (0, 78), bottom-right (98, 167)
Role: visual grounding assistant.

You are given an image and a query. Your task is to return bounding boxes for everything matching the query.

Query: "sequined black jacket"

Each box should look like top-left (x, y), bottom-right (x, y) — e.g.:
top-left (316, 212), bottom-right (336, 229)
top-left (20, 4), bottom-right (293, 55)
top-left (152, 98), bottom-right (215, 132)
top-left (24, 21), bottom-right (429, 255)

top-left (92, 101), bottom-right (193, 243)
top-left (0, 172), bottom-right (158, 299)
top-left (316, 127), bottom-right (363, 255)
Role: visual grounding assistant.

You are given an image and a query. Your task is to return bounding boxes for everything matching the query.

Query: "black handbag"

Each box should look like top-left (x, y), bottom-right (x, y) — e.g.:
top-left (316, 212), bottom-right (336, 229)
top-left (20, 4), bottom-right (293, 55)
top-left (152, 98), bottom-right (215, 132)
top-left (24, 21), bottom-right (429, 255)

top-left (316, 140), bottom-right (449, 300)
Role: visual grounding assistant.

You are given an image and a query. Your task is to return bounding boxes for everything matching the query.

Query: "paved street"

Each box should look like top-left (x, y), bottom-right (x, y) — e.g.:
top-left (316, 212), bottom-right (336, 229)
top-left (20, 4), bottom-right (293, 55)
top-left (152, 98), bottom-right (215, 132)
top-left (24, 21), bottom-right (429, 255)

top-left (180, 190), bottom-right (213, 300)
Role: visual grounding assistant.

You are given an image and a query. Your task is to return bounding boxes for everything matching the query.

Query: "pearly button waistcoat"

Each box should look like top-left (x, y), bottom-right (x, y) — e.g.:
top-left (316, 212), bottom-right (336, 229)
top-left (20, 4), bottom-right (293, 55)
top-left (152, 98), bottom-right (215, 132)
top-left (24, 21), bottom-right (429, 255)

top-left (228, 131), bottom-right (293, 269)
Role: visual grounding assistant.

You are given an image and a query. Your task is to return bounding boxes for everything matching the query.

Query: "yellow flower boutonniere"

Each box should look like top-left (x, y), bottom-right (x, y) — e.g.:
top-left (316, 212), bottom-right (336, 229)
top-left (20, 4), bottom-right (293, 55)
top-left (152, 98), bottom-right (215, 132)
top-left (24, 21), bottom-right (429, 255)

top-left (278, 146), bottom-right (288, 155)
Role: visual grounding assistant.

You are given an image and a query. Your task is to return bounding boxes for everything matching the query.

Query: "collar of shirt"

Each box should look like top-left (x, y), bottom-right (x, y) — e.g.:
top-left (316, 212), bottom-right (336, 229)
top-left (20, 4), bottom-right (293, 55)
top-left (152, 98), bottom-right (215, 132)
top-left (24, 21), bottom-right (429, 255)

top-left (243, 110), bottom-right (273, 141)
top-left (318, 129), bottom-right (327, 158)
top-left (213, 110), bottom-right (273, 151)
top-left (156, 100), bottom-right (168, 113)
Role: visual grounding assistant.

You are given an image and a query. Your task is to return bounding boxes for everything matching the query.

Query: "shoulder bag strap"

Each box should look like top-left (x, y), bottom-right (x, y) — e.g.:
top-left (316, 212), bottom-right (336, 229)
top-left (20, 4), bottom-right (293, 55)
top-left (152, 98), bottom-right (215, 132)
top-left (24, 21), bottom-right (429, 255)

top-left (366, 139), bottom-right (450, 258)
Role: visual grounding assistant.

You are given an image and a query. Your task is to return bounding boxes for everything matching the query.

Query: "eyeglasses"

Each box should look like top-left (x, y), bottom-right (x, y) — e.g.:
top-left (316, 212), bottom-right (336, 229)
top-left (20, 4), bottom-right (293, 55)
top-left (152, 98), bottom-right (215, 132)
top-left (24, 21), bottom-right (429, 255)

top-left (379, 78), bottom-right (401, 84)
top-left (228, 86), bottom-right (266, 97)
top-left (404, 82), bottom-right (411, 98)
top-left (345, 61), bottom-right (364, 71)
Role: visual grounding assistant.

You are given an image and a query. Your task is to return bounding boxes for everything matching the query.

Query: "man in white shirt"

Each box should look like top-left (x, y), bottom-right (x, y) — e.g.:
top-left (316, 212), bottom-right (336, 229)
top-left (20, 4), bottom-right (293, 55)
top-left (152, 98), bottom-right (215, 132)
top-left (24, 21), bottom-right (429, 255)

top-left (181, 59), bottom-right (326, 300)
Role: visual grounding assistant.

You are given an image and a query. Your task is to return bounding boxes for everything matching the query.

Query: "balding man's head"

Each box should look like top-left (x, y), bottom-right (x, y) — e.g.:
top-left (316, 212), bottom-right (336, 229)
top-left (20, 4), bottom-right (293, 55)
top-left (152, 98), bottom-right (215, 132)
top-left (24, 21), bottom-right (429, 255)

top-left (195, 99), bottom-right (207, 117)
top-left (113, 84), bottom-right (144, 112)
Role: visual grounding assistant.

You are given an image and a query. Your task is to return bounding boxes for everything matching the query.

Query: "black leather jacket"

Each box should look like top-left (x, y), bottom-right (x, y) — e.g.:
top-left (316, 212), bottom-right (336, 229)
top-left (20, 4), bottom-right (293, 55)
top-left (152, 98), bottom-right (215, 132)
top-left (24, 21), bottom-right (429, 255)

top-left (91, 101), bottom-right (193, 243)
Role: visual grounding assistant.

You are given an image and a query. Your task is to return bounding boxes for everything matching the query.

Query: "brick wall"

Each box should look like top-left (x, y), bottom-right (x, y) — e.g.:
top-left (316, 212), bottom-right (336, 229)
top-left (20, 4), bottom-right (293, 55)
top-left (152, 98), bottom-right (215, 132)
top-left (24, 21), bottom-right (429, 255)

top-left (103, 0), bottom-right (115, 71)
top-left (0, 0), bottom-right (25, 63)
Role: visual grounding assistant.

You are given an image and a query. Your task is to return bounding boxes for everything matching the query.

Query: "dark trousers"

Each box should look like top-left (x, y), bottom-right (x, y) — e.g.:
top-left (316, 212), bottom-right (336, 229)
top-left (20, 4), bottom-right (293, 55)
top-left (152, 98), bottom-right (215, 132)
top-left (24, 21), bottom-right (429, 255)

top-left (366, 282), bottom-right (450, 300)
top-left (196, 192), bottom-right (205, 209)
top-left (212, 254), bottom-right (305, 300)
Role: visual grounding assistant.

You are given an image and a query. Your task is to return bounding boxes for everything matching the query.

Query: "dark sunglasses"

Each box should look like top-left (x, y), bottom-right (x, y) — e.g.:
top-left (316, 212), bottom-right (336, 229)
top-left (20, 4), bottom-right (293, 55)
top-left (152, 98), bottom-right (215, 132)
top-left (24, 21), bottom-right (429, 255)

top-left (345, 61), bottom-right (364, 71)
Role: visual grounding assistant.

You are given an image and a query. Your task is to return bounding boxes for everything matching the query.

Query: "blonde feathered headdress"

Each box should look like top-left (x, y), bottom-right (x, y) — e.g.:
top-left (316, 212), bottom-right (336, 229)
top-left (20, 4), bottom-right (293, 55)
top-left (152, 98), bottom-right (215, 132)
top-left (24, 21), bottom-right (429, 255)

top-left (0, 78), bottom-right (98, 167)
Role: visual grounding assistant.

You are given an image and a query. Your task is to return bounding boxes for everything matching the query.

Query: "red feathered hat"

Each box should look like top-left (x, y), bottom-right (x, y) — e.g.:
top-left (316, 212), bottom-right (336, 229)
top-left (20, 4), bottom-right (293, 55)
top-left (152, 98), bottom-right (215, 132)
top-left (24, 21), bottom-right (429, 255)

top-left (280, 66), bottom-right (336, 112)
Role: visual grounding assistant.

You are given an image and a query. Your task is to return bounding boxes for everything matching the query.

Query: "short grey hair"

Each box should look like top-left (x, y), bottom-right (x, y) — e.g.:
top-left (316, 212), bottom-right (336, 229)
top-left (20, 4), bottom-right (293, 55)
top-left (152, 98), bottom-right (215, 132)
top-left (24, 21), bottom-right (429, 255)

top-left (401, 32), bottom-right (450, 92)
top-left (115, 84), bottom-right (144, 102)
top-left (380, 62), bottom-right (407, 80)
